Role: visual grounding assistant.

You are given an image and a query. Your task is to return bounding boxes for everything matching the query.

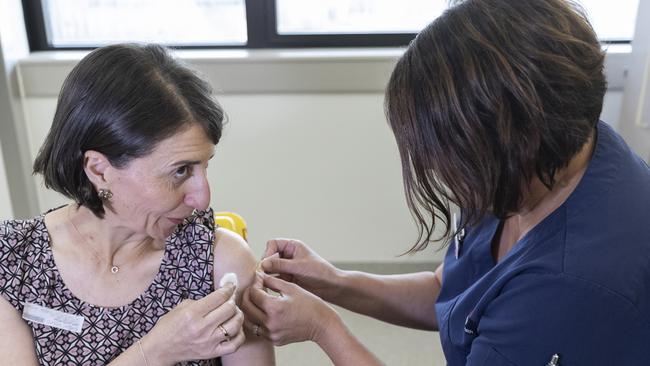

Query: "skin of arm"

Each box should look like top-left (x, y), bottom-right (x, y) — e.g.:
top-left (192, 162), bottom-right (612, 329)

top-left (316, 264), bottom-right (444, 363)
top-left (261, 239), bottom-right (444, 331)
top-left (214, 228), bottom-right (276, 366)
top-left (246, 239), bottom-right (445, 364)
top-left (246, 272), bottom-right (385, 366)
top-left (330, 267), bottom-right (442, 331)
top-left (0, 297), bottom-right (39, 365)
top-left (313, 306), bottom-right (385, 366)
top-left (0, 230), bottom-right (261, 366)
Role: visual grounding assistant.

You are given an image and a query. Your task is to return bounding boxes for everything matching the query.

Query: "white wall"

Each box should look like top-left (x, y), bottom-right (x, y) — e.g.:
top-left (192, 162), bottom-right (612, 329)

top-left (618, 0), bottom-right (650, 162)
top-left (25, 92), bottom-right (432, 262)
top-left (0, 0), bottom-right (39, 219)
top-left (0, 141), bottom-right (12, 218)
top-left (601, 91), bottom-right (624, 129)
top-left (4, 47), bottom-right (634, 264)
top-left (20, 90), bottom-right (625, 263)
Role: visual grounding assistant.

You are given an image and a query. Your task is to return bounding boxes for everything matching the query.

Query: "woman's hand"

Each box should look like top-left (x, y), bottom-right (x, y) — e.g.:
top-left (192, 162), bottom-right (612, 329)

top-left (241, 272), bottom-right (342, 347)
top-left (142, 284), bottom-right (246, 364)
top-left (259, 239), bottom-right (343, 301)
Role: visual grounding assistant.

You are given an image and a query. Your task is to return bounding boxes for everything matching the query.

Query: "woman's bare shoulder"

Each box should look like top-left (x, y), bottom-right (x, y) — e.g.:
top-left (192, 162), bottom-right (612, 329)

top-left (213, 228), bottom-right (257, 292)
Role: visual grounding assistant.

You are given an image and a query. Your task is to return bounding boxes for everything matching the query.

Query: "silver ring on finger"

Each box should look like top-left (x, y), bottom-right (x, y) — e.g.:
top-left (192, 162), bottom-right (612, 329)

top-left (253, 324), bottom-right (261, 337)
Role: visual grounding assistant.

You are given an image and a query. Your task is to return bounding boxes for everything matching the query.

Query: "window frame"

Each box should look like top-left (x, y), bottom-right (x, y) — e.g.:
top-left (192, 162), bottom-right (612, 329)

top-left (22, 0), bottom-right (632, 51)
top-left (22, 0), bottom-right (420, 50)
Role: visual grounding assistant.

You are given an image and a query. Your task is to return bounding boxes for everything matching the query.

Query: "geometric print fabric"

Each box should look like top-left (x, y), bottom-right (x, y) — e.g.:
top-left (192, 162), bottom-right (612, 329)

top-left (0, 207), bottom-right (221, 365)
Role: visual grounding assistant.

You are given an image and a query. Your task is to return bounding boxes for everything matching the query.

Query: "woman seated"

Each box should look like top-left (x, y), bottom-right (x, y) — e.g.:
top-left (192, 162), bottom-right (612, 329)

top-left (0, 43), bottom-right (275, 366)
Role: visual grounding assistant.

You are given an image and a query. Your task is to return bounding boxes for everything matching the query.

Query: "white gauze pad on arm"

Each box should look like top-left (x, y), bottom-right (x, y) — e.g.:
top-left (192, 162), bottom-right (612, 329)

top-left (219, 272), bottom-right (238, 288)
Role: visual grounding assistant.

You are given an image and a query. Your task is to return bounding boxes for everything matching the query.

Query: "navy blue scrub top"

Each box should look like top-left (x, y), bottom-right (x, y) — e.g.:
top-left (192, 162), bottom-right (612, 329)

top-left (435, 122), bottom-right (650, 366)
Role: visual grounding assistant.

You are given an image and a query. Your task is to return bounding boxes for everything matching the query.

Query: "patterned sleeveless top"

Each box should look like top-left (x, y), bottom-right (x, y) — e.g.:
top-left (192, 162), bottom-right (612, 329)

top-left (0, 207), bottom-right (222, 366)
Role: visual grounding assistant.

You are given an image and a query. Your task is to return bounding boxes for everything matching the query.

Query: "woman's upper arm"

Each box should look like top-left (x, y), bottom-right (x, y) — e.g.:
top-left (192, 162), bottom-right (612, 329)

top-left (213, 228), bottom-right (276, 365)
top-left (0, 297), bottom-right (39, 365)
top-left (213, 228), bottom-right (258, 300)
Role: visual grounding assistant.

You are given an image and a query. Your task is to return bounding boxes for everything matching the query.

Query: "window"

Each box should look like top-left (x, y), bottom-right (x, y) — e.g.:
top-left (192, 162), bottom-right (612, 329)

top-left (28, 0), bottom-right (247, 48)
top-left (22, 0), bottom-right (641, 50)
top-left (579, 0), bottom-right (640, 42)
top-left (275, 0), bottom-right (447, 35)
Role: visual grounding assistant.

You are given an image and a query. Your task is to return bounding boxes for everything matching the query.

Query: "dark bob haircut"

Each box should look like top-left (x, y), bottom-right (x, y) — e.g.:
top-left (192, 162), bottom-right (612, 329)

top-left (385, 0), bottom-right (606, 252)
top-left (33, 43), bottom-right (224, 218)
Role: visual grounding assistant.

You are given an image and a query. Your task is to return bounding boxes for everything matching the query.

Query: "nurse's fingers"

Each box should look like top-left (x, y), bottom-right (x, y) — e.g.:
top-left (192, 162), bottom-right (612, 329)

top-left (246, 282), bottom-right (278, 311)
top-left (241, 286), bottom-right (268, 326)
top-left (263, 238), bottom-right (302, 259)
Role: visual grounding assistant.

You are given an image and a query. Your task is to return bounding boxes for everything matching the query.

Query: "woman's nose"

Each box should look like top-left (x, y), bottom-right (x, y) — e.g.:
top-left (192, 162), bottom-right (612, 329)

top-left (185, 172), bottom-right (211, 211)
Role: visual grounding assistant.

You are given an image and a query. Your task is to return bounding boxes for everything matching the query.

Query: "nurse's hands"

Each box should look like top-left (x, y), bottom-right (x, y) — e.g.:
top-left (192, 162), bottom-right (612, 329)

top-left (240, 239), bottom-right (387, 365)
top-left (142, 284), bottom-right (246, 364)
top-left (257, 239), bottom-right (343, 302)
top-left (242, 271), bottom-right (342, 346)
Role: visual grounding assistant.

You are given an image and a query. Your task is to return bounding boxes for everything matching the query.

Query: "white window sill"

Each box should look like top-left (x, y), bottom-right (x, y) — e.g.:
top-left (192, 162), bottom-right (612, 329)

top-left (16, 46), bottom-right (630, 97)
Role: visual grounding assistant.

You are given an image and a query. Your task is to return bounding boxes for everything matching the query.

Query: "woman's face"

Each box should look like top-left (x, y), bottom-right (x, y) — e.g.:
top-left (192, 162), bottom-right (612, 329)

top-left (105, 123), bottom-right (216, 240)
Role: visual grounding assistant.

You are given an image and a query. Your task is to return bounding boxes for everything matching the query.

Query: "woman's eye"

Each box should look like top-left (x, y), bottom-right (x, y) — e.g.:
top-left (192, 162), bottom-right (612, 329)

top-left (174, 166), bottom-right (189, 179)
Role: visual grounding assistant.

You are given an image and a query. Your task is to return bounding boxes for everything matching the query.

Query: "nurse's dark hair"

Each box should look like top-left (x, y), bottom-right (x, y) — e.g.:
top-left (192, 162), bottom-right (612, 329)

top-left (33, 43), bottom-right (224, 218)
top-left (385, 0), bottom-right (606, 252)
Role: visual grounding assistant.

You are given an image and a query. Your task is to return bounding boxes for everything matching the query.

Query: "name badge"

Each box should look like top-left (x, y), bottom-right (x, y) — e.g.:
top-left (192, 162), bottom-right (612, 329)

top-left (22, 302), bottom-right (84, 333)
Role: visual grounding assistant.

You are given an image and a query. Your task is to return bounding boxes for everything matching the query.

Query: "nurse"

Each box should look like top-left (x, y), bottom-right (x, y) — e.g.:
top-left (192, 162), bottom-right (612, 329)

top-left (242, 0), bottom-right (650, 365)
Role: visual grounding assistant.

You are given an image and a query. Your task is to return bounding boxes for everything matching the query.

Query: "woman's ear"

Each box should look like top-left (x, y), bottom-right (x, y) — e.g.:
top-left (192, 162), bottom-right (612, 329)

top-left (83, 150), bottom-right (111, 187)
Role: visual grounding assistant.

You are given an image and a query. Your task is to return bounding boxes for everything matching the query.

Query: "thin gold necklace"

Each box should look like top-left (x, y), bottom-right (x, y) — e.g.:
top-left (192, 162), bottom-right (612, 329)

top-left (67, 205), bottom-right (149, 274)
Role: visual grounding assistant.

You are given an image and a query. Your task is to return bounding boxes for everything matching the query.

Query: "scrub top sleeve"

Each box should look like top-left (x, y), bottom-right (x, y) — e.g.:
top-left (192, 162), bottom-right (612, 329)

top-left (465, 272), bottom-right (650, 366)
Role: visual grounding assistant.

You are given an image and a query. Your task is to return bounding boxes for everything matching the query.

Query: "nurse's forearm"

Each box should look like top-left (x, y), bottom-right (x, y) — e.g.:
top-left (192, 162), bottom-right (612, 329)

top-left (325, 269), bottom-right (441, 331)
top-left (315, 315), bottom-right (385, 366)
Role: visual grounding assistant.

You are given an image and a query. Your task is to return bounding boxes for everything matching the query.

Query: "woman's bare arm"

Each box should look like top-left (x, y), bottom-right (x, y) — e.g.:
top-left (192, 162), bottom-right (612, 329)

top-left (214, 228), bottom-right (276, 366)
top-left (0, 297), bottom-right (39, 365)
